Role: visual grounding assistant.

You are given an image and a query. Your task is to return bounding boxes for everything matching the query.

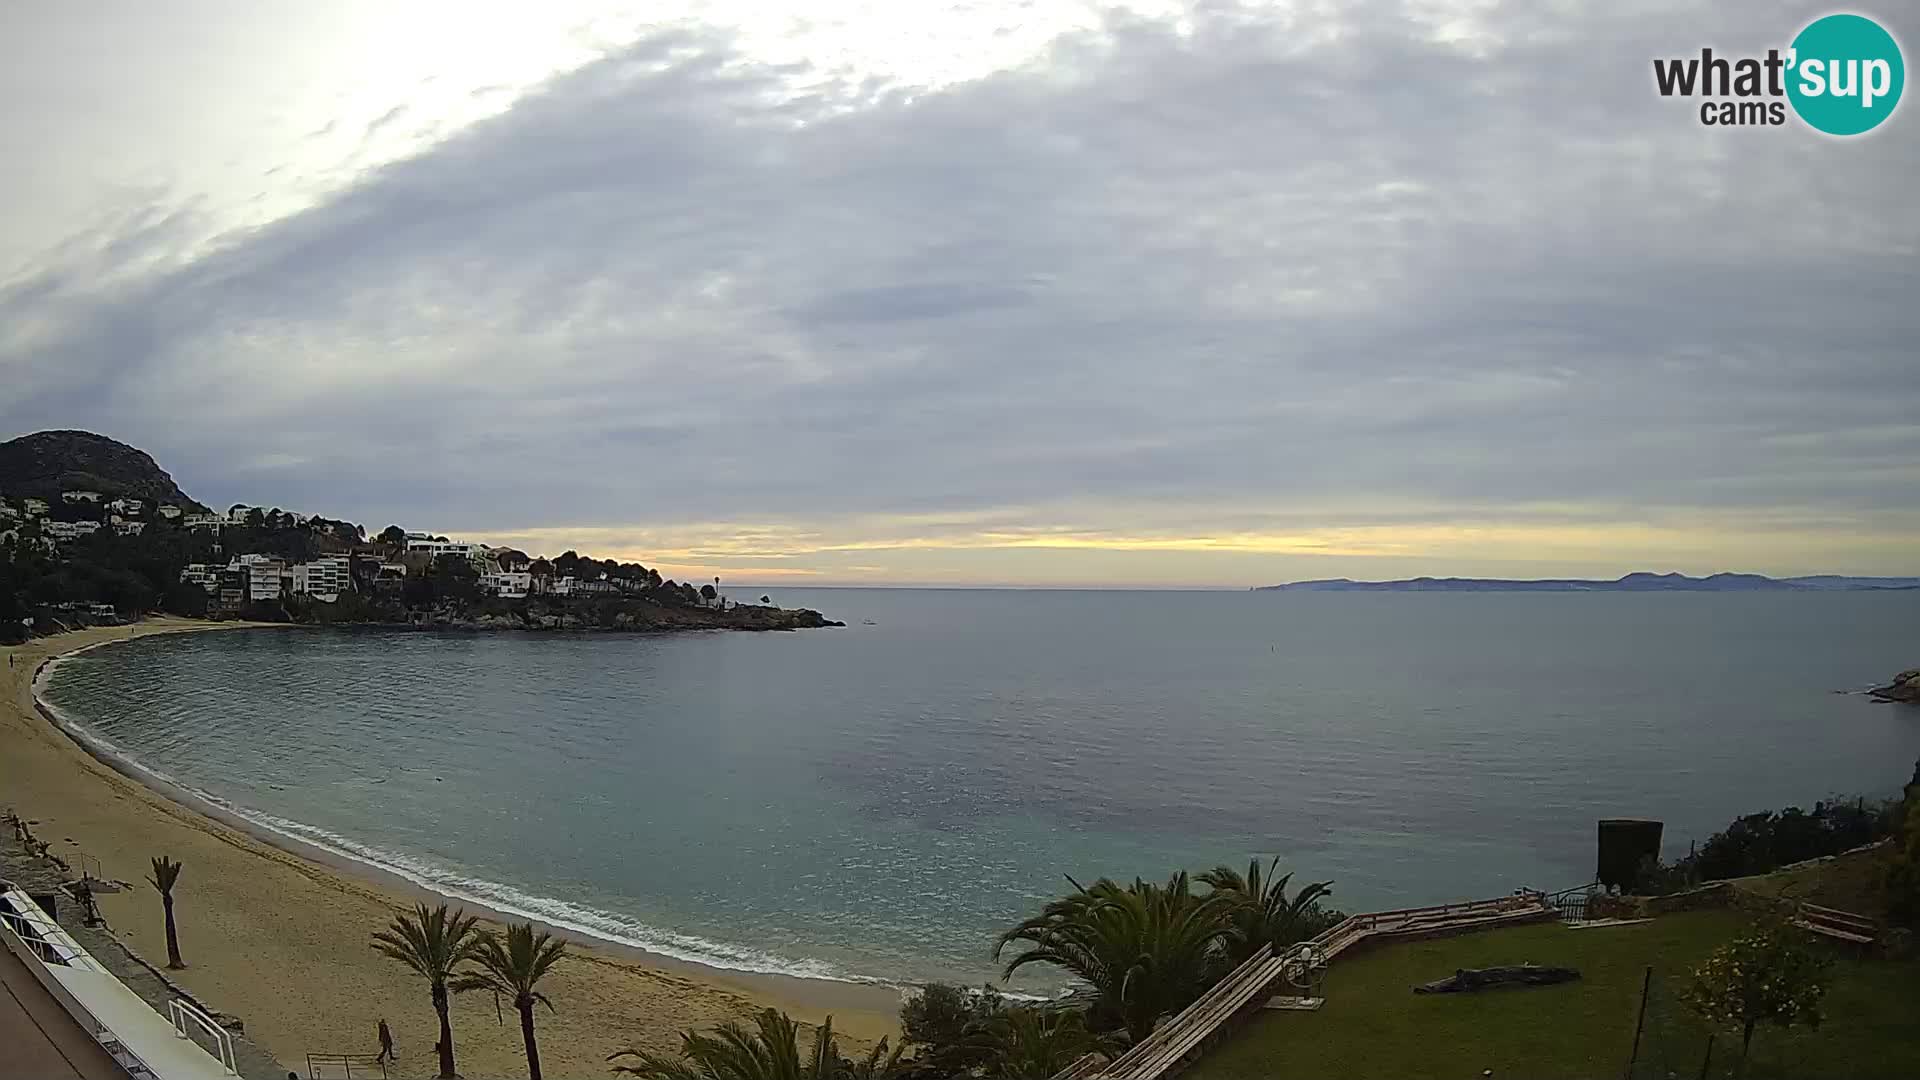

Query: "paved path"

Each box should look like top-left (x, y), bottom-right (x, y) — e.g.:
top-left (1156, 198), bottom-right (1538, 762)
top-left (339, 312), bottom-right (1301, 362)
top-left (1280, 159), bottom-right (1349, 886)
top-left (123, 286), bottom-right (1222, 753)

top-left (0, 939), bottom-right (128, 1079)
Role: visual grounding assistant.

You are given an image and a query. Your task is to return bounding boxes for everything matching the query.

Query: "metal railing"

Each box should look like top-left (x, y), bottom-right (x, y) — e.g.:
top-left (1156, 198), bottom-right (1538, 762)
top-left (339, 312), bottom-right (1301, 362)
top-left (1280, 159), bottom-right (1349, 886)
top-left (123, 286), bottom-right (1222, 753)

top-left (1, 885), bottom-right (161, 1078)
top-left (0, 887), bottom-right (107, 971)
top-left (167, 997), bottom-right (239, 1075)
top-left (1535, 881), bottom-right (1603, 922)
top-left (305, 1052), bottom-right (391, 1078)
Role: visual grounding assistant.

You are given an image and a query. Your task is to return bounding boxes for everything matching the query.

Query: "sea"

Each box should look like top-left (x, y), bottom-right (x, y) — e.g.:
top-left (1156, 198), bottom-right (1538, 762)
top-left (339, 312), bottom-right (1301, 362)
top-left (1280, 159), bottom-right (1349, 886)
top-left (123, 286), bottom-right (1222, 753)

top-left (38, 589), bottom-right (1920, 993)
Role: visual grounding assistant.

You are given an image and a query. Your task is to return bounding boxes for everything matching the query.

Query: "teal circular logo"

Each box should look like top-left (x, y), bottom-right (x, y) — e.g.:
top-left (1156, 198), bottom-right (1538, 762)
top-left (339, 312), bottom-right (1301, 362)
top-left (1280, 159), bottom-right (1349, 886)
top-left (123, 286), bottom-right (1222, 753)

top-left (1787, 14), bottom-right (1904, 135)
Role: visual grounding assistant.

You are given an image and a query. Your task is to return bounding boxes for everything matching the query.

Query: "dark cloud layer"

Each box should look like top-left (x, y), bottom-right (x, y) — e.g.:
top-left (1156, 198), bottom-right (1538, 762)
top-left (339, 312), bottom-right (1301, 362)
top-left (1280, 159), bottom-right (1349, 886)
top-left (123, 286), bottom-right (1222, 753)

top-left (1, 1), bottom-right (1915, 579)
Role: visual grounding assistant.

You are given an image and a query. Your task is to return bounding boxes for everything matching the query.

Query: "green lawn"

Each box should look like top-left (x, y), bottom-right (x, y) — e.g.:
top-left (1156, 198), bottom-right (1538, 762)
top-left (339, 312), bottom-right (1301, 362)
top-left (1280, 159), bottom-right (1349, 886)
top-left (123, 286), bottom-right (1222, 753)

top-left (1186, 909), bottom-right (1920, 1080)
top-left (1731, 845), bottom-right (1896, 918)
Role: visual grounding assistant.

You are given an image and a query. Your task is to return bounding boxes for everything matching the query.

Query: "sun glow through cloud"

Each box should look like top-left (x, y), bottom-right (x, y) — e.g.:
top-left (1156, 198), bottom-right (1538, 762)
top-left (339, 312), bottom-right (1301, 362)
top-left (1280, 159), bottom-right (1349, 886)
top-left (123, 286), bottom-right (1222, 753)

top-left (1, 0), bottom-right (1916, 587)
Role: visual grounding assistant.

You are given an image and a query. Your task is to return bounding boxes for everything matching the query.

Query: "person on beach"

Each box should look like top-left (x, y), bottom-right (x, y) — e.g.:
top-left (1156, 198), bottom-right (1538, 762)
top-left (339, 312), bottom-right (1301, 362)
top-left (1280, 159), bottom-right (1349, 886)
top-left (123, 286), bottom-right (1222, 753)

top-left (376, 1018), bottom-right (395, 1064)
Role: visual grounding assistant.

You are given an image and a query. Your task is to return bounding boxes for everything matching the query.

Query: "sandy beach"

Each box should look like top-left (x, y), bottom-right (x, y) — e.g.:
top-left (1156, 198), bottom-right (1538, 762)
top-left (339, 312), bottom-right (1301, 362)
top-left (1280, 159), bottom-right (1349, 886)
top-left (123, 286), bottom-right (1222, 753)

top-left (2, 619), bottom-right (899, 1079)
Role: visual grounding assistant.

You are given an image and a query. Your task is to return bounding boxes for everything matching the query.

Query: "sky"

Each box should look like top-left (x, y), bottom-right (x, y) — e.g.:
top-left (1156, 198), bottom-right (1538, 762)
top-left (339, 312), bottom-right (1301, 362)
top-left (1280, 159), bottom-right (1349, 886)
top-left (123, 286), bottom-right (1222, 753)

top-left (1, 1), bottom-right (1915, 588)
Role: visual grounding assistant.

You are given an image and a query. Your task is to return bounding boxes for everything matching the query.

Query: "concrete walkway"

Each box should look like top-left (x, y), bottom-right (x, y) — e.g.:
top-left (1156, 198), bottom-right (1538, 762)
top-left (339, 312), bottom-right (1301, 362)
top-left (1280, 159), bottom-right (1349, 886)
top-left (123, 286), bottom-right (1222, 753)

top-left (0, 937), bottom-right (129, 1079)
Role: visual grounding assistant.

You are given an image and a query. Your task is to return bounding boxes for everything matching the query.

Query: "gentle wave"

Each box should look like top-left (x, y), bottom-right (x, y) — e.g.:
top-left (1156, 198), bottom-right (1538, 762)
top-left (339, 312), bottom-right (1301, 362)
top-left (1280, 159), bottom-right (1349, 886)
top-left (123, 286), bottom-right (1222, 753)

top-left (34, 650), bottom-right (922, 993)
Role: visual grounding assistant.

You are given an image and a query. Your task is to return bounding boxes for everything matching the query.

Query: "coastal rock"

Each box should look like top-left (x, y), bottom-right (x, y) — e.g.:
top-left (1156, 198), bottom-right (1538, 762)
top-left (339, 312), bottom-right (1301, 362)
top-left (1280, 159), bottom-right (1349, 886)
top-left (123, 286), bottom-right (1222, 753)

top-left (1869, 669), bottom-right (1920, 704)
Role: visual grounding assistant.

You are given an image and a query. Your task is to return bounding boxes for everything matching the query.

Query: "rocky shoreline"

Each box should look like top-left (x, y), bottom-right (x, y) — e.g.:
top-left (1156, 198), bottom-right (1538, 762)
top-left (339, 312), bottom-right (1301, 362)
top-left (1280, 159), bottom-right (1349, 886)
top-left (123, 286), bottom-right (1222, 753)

top-left (380, 603), bottom-right (843, 633)
top-left (1870, 668), bottom-right (1920, 704)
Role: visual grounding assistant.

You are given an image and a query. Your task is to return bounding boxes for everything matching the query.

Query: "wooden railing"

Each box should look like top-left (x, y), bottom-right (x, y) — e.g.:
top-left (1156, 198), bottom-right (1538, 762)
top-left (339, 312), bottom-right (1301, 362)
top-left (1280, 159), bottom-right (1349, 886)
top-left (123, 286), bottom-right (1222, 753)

top-left (1049, 890), bottom-right (1556, 1080)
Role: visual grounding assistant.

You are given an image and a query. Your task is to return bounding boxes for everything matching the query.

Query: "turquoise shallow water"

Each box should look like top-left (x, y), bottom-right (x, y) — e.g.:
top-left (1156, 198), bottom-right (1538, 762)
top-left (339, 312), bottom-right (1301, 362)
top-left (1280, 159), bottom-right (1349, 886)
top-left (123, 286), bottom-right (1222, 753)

top-left (40, 589), bottom-right (1920, 991)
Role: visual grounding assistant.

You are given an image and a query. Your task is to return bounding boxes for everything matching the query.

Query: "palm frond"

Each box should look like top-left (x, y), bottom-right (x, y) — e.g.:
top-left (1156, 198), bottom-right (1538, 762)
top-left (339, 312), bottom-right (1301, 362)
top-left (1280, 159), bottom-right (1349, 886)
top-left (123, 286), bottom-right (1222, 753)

top-left (147, 855), bottom-right (183, 896)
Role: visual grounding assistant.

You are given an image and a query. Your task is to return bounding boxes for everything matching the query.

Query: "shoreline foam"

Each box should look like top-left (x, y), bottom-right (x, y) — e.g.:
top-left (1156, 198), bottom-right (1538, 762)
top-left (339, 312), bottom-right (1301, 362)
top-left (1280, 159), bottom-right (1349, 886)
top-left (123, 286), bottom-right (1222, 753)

top-left (36, 639), bottom-right (895, 991)
top-left (4, 619), bottom-right (901, 1078)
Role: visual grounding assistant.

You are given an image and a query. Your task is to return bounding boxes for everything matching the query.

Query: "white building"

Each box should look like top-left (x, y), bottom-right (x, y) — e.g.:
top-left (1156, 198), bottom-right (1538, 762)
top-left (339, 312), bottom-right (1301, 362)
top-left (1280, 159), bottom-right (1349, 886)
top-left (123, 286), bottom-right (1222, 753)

top-left (0, 504), bottom-right (18, 522)
top-left (234, 554), bottom-right (286, 601)
top-left (183, 513), bottom-right (226, 529)
top-left (23, 497), bottom-right (48, 516)
top-left (44, 520), bottom-right (102, 541)
top-left (157, 504), bottom-right (182, 520)
top-left (180, 564), bottom-right (222, 593)
top-left (406, 539), bottom-right (488, 564)
top-left (480, 571), bottom-right (531, 598)
top-left (62, 490), bottom-right (103, 504)
top-left (106, 497), bottom-right (144, 515)
top-left (112, 520), bottom-right (147, 536)
top-left (290, 556), bottom-right (353, 601)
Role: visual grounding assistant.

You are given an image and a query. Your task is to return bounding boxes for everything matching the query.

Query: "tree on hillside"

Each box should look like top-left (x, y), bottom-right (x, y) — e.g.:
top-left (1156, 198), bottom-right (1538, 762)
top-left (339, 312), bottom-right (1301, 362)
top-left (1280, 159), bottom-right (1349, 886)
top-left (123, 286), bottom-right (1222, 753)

top-left (1682, 923), bottom-right (1831, 1066)
top-left (371, 903), bottom-right (485, 1079)
top-left (427, 554), bottom-right (481, 603)
top-left (453, 922), bottom-right (567, 1080)
top-left (147, 856), bottom-right (186, 968)
top-left (995, 873), bottom-right (1238, 1045)
top-left (378, 525), bottom-right (407, 548)
top-left (1884, 757), bottom-right (1920, 928)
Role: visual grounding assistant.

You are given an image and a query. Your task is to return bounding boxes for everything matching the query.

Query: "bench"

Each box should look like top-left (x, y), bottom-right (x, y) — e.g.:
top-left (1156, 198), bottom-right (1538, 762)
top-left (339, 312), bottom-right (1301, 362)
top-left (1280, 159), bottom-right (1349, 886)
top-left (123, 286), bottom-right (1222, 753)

top-left (1792, 902), bottom-right (1879, 946)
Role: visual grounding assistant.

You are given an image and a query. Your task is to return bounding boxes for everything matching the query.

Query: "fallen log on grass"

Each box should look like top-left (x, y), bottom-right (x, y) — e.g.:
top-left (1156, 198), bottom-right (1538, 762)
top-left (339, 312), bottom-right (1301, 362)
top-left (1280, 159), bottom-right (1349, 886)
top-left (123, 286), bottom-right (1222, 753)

top-left (1413, 964), bottom-right (1581, 994)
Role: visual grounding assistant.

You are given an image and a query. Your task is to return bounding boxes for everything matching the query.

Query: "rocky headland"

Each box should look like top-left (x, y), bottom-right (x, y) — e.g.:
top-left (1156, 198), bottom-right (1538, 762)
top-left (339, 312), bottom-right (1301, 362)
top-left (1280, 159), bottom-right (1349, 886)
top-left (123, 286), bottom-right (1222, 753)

top-left (1869, 668), bottom-right (1920, 704)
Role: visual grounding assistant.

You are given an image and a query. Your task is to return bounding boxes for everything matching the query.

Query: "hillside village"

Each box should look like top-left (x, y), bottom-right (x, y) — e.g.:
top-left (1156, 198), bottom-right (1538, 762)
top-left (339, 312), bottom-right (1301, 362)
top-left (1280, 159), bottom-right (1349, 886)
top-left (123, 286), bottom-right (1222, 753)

top-left (0, 437), bottom-right (835, 640)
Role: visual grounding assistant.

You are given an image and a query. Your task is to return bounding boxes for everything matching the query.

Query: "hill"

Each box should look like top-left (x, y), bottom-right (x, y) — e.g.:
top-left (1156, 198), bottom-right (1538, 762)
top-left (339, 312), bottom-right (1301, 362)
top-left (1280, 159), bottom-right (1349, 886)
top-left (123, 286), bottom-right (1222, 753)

top-left (0, 430), bottom-right (208, 511)
top-left (1253, 571), bottom-right (1920, 592)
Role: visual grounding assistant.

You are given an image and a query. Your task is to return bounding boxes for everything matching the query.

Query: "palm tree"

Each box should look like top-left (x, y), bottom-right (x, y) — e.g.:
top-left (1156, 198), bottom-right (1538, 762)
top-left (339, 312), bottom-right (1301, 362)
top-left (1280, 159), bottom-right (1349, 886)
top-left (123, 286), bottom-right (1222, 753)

top-left (964, 1007), bottom-right (1116, 1080)
top-left (147, 856), bottom-right (185, 969)
top-left (1198, 858), bottom-right (1337, 962)
top-left (370, 903), bottom-right (484, 1079)
top-left (994, 873), bottom-right (1238, 1045)
top-left (843, 1035), bottom-right (906, 1080)
top-left (451, 923), bottom-right (567, 1080)
top-left (610, 1008), bottom-right (849, 1080)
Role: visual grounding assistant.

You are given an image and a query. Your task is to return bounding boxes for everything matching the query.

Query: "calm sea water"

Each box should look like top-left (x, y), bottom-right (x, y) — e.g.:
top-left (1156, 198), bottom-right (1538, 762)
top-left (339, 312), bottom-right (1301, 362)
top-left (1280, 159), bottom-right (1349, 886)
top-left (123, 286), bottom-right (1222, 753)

top-left (40, 590), bottom-right (1920, 990)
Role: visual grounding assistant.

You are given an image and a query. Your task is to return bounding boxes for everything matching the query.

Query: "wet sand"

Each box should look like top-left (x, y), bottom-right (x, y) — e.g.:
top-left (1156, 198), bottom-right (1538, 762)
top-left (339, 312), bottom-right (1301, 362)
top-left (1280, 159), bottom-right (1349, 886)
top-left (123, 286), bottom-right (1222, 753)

top-left (2, 619), bottom-right (899, 1079)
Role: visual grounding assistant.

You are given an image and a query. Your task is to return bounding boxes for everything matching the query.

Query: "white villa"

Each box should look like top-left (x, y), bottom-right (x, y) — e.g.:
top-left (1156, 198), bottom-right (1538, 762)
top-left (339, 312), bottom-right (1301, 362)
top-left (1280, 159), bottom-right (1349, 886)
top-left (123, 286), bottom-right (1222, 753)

top-left (290, 555), bottom-right (352, 601)
top-left (22, 497), bottom-right (48, 515)
top-left (481, 570), bottom-right (532, 598)
top-left (406, 538), bottom-right (489, 564)
top-left (44, 520), bottom-right (102, 542)
top-left (184, 554), bottom-right (357, 603)
top-left (233, 554), bottom-right (286, 601)
top-left (61, 490), bottom-right (102, 503)
top-left (157, 503), bottom-right (182, 519)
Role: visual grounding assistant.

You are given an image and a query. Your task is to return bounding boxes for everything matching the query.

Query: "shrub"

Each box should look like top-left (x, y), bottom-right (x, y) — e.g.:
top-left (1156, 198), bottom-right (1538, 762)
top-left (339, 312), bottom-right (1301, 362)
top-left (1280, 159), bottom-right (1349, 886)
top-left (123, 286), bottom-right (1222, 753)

top-left (1884, 760), bottom-right (1920, 928)
top-left (1681, 922), bottom-right (1831, 1065)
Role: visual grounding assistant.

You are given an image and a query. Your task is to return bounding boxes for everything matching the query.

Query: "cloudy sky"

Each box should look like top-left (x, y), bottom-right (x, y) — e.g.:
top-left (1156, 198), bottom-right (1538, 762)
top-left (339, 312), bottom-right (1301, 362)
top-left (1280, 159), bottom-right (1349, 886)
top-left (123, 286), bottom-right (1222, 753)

top-left (1, 1), bottom-right (1914, 586)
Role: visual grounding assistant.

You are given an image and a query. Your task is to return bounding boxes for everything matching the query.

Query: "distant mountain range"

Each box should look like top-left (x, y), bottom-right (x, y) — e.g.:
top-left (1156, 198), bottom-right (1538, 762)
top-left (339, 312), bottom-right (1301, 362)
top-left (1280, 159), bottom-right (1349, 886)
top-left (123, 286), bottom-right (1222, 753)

top-left (1252, 572), bottom-right (1920, 592)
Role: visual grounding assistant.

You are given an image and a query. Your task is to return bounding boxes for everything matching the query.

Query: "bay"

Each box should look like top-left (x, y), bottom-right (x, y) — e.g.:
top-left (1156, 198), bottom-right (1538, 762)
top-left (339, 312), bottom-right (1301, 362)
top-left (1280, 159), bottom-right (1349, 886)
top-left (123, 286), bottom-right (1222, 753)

top-left (41, 589), bottom-right (1920, 991)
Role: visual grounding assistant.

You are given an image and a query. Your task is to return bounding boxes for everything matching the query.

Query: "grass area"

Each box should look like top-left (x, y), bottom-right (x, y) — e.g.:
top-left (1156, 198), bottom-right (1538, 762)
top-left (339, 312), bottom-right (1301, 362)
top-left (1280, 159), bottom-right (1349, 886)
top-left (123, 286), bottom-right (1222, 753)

top-left (1186, 909), bottom-right (1920, 1080)
top-left (1730, 844), bottom-right (1895, 918)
